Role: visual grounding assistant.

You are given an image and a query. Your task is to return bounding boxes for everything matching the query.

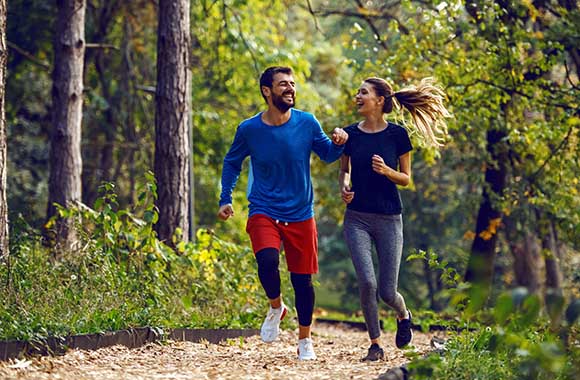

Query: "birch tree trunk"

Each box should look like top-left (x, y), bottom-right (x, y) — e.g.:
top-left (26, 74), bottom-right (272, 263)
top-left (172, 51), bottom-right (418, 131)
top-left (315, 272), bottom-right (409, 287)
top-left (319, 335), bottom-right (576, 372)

top-left (47, 0), bottom-right (86, 249)
top-left (0, 0), bottom-right (8, 258)
top-left (154, 0), bottom-right (191, 246)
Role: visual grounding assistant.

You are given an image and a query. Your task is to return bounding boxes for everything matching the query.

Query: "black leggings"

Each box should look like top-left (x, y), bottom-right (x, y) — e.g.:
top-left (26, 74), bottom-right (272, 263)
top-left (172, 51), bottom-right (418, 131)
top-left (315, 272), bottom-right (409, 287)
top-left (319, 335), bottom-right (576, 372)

top-left (256, 248), bottom-right (315, 326)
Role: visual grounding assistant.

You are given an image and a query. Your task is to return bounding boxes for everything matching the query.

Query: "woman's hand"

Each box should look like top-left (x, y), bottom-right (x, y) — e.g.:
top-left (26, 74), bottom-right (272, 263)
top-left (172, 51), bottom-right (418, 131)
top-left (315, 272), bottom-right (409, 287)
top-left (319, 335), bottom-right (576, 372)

top-left (371, 154), bottom-right (393, 176)
top-left (341, 185), bottom-right (355, 204)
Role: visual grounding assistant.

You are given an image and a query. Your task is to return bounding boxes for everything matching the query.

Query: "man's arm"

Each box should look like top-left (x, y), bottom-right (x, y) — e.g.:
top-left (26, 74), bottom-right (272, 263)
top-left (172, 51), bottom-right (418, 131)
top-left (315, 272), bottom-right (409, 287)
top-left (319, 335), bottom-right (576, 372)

top-left (311, 119), bottom-right (348, 163)
top-left (218, 126), bottom-right (250, 219)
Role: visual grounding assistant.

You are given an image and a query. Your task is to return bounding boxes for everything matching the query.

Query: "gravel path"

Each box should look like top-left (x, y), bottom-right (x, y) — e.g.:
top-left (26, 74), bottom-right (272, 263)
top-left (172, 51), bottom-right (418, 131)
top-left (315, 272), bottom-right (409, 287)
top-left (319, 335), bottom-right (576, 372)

top-left (0, 323), bottom-right (438, 379)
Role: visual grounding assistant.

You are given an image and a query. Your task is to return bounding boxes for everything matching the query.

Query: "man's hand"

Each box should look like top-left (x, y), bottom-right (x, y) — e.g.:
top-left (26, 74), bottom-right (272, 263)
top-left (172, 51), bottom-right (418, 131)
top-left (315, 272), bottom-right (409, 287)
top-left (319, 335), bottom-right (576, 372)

top-left (217, 204), bottom-right (234, 220)
top-left (332, 128), bottom-right (349, 145)
top-left (341, 185), bottom-right (355, 204)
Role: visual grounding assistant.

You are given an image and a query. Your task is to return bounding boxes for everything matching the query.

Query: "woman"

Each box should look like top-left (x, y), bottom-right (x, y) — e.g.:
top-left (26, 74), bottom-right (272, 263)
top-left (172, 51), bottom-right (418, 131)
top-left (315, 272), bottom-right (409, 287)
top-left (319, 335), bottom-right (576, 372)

top-left (339, 77), bottom-right (449, 361)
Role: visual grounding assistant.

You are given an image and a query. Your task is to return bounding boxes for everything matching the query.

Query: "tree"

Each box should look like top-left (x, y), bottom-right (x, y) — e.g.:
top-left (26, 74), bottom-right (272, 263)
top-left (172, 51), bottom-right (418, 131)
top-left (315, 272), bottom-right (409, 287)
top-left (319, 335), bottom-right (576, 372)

top-left (154, 0), bottom-right (191, 245)
top-left (305, 0), bottom-right (579, 307)
top-left (0, 0), bottom-right (8, 258)
top-left (47, 0), bottom-right (86, 248)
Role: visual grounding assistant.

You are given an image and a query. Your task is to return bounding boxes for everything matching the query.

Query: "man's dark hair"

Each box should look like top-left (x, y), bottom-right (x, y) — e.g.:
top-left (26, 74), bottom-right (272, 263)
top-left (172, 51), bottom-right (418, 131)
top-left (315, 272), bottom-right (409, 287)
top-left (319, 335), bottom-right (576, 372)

top-left (259, 66), bottom-right (293, 103)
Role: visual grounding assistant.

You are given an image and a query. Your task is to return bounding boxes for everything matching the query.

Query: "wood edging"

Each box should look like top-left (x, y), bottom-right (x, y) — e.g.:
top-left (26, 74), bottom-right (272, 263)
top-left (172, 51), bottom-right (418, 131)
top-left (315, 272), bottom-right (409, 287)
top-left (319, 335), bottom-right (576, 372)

top-left (0, 327), bottom-right (259, 362)
top-left (1, 318), bottom-right (456, 364)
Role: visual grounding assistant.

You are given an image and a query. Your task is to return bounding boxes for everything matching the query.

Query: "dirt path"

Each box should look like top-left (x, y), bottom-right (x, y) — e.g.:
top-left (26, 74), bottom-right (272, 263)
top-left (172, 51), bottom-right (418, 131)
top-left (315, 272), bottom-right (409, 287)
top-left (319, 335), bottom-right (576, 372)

top-left (0, 323), bottom-right (438, 379)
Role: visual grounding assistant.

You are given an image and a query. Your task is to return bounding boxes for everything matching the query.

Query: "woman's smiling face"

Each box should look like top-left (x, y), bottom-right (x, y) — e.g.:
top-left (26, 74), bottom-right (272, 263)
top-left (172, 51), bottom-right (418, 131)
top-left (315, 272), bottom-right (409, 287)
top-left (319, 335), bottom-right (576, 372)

top-left (355, 82), bottom-right (383, 115)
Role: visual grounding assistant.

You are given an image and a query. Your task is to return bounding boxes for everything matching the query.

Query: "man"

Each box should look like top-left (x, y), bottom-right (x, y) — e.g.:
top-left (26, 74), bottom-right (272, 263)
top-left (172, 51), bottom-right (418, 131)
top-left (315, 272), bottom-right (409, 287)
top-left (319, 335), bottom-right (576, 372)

top-left (218, 66), bottom-right (348, 360)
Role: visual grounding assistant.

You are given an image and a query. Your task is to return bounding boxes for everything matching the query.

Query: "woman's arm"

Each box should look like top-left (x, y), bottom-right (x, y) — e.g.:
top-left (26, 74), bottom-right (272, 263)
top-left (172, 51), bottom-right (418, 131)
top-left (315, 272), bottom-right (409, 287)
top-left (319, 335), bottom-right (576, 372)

top-left (371, 152), bottom-right (412, 186)
top-left (339, 155), bottom-right (355, 204)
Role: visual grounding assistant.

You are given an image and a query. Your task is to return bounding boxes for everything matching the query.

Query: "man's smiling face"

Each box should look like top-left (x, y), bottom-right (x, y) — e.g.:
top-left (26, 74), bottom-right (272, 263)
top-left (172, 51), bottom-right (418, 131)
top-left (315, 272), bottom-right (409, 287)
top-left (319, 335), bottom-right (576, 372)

top-left (269, 73), bottom-right (295, 112)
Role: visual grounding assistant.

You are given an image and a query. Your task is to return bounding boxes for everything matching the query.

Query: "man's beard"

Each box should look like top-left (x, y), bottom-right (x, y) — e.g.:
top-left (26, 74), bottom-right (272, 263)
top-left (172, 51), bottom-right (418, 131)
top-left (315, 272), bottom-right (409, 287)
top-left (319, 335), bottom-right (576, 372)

top-left (272, 92), bottom-right (295, 113)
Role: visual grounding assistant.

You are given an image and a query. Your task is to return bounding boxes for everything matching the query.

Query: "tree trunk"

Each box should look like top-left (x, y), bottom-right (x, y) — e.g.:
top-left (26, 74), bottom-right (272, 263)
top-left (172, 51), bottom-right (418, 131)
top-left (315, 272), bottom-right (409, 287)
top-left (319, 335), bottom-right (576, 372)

top-left (543, 219), bottom-right (563, 292)
top-left (511, 232), bottom-right (543, 296)
top-left (81, 1), bottom-right (121, 208)
top-left (0, 0), bottom-right (8, 258)
top-left (121, 21), bottom-right (138, 206)
top-left (154, 0), bottom-right (191, 246)
top-left (464, 127), bottom-right (508, 293)
top-left (47, 0), bottom-right (86, 249)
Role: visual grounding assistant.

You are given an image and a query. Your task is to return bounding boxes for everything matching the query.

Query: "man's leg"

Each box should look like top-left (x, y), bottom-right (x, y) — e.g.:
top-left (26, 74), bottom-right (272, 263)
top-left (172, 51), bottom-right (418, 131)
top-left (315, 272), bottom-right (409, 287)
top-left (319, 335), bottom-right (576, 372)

top-left (256, 248), bottom-right (281, 300)
top-left (290, 273), bottom-right (315, 339)
top-left (246, 215), bottom-right (287, 343)
top-left (280, 218), bottom-right (318, 360)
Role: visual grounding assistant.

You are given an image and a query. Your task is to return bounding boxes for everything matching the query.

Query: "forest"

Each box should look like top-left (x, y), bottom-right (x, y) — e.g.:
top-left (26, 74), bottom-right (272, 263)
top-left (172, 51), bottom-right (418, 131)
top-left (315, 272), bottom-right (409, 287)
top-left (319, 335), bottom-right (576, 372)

top-left (0, 0), bottom-right (579, 379)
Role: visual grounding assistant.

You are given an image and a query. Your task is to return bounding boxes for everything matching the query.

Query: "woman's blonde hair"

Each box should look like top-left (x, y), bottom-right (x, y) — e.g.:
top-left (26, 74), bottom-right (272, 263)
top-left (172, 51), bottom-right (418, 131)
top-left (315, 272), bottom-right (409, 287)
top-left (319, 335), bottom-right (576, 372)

top-left (364, 77), bottom-right (450, 147)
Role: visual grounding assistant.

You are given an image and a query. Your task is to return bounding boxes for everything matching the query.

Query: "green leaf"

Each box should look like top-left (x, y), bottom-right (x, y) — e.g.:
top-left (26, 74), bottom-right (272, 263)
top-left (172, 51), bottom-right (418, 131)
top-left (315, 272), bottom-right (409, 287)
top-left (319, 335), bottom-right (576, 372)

top-left (494, 292), bottom-right (513, 325)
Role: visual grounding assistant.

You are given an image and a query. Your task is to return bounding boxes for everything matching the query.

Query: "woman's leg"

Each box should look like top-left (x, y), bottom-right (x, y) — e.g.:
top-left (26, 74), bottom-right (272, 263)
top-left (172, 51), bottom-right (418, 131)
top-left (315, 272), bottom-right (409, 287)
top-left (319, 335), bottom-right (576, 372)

top-left (372, 214), bottom-right (407, 318)
top-left (344, 209), bottom-right (381, 341)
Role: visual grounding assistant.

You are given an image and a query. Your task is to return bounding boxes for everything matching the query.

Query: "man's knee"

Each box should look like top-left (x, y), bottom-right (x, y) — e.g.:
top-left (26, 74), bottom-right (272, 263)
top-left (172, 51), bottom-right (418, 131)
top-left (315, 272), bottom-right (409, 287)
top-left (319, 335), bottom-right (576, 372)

top-left (290, 273), bottom-right (313, 290)
top-left (256, 248), bottom-right (279, 271)
top-left (256, 248), bottom-right (280, 299)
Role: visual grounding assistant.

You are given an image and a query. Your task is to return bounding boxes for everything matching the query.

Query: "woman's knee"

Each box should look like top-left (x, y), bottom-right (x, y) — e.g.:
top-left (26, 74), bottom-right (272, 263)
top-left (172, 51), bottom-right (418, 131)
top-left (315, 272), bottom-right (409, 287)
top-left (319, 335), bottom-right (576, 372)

top-left (358, 279), bottom-right (377, 297)
top-left (379, 288), bottom-right (398, 306)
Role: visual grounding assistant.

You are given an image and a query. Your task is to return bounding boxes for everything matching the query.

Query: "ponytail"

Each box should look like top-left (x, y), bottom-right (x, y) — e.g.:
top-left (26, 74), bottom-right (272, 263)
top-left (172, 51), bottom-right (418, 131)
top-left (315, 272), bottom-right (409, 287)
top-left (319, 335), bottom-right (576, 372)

top-left (364, 77), bottom-right (450, 147)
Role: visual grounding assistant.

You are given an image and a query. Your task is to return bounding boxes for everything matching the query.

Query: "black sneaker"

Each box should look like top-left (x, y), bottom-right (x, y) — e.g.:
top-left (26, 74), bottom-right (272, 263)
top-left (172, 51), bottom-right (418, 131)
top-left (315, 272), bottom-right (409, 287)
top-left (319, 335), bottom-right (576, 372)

top-left (395, 310), bottom-right (413, 348)
top-left (361, 343), bottom-right (384, 362)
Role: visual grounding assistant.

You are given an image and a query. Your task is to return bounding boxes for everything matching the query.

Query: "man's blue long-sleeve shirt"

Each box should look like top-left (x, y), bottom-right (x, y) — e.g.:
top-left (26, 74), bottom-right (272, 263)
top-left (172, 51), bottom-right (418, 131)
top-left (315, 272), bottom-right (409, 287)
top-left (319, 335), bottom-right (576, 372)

top-left (219, 109), bottom-right (344, 222)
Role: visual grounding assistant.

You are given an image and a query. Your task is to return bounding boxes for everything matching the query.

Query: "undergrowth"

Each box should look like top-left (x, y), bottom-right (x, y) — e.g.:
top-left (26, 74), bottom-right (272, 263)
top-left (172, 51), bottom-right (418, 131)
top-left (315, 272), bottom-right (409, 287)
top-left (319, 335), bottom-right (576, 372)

top-left (0, 176), bottom-right (293, 341)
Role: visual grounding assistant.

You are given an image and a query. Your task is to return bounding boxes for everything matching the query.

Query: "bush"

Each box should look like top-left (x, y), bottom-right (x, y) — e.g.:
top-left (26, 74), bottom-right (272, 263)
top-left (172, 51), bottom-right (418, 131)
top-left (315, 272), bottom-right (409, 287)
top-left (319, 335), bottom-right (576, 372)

top-left (0, 178), bottom-right (291, 341)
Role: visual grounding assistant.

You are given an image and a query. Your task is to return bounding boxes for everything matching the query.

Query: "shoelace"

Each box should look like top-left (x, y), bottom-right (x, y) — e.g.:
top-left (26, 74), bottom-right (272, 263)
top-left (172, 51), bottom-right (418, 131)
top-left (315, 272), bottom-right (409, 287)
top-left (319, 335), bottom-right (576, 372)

top-left (266, 309), bottom-right (277, 320)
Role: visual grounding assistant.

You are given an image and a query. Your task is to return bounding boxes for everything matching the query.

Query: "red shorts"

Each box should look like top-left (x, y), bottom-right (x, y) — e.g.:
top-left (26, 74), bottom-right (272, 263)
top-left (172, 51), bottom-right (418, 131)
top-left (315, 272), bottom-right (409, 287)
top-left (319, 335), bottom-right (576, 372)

top-left (246, 214), bottom-right (318, 274)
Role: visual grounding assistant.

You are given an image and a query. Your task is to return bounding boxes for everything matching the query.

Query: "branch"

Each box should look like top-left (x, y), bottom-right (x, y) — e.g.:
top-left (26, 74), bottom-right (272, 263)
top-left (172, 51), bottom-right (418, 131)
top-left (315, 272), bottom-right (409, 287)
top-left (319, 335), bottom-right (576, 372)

top-left (475, 78), bottom-right (577, 111)
top-left (223, 4), bottom-right (260, 76)
top-left (7, 41), bottom-right (51, 71)
top-left (304, 0), bottom-right (324, 34)
top-left (86, 43), bottom-right (119, 50)
top-left (135, 84), bottom-right (156, 94)
top-left (528, 124), bottom-right (576, 184)
top-left (564, 58), bottom-right (579, 89)
top-left (306, 0), bottom-right (410, 47)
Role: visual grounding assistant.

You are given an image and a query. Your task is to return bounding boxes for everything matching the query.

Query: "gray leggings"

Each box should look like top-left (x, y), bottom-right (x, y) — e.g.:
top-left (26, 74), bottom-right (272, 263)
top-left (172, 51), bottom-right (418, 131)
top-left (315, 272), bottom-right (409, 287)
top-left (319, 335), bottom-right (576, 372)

top-left (343, 208), bottom-right (407, 340)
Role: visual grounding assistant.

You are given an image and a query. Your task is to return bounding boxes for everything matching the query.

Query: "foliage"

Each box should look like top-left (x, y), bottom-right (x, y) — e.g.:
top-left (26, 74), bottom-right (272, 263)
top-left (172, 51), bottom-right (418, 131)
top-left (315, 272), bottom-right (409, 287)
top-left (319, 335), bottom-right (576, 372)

top-left (3, 5), bottom-right (580, 379)
top-left (0, 178), bottom-right (294, 341)
top-left (407, 251), bottom-right (580, 380)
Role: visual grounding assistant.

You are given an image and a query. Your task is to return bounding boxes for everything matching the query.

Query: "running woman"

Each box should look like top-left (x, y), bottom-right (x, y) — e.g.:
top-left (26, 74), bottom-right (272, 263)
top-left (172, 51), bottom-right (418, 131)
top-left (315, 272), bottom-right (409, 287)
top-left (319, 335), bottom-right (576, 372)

top-left (340, 77), bottom-right (449, 361)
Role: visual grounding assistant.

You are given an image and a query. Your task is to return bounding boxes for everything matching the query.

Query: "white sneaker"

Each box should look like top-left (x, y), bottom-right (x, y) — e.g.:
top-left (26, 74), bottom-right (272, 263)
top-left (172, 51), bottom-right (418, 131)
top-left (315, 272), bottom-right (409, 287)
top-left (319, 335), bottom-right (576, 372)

top-left (297, 337), bottom-right (317, 360)
top-left (260, 303), bottom-right (288, 343)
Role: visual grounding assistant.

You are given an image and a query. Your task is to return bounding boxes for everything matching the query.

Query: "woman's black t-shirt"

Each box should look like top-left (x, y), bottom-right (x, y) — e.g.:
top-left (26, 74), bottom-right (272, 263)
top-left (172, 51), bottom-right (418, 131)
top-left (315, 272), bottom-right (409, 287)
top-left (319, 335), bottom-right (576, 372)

top-left (343, 122), bottom-right (413, 215)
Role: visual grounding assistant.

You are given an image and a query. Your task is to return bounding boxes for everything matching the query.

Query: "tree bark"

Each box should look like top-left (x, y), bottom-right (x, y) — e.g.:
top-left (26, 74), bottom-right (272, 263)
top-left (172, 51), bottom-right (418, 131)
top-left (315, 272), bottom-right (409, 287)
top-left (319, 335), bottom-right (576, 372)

top-left (464, 127), bottom-right (508, 293)
top-left (81, 0), bottom-right (121, 208)
top-left (0, 0), bottom-right (8, 258)
top-left (154, 0), bottom-right (191, 246)
top-left (511, 232), bottom-right (542, 296)
top-left (543, 219), bottom-right (563, 292)
top-left (47, 0), bottom-right (86, 249)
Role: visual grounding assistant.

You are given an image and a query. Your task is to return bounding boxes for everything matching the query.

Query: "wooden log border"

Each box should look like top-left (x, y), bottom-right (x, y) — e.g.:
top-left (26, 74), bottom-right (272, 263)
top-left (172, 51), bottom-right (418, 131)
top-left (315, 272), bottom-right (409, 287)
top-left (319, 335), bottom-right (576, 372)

top-left (0, 327), bottom-right (259, 362)
top-left (0, 318), bottom-right (454, 363)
